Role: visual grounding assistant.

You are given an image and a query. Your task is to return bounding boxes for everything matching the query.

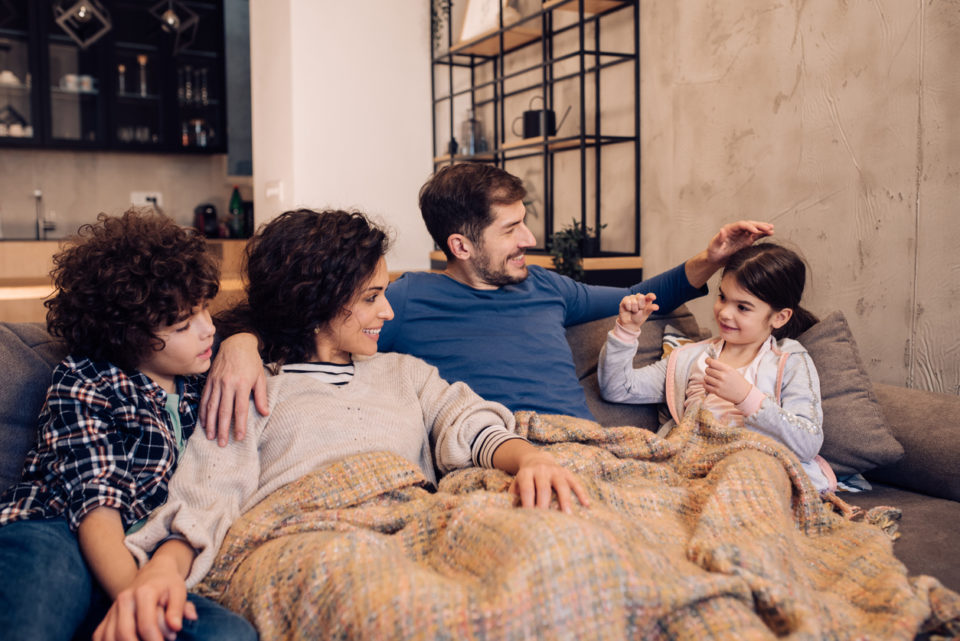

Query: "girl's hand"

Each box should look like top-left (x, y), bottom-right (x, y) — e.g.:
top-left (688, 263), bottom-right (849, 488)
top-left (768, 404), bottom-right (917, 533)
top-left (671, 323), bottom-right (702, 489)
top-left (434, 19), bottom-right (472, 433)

top-left (618, 293), bottom-right (659, 332)
top-left (510, 450), bottom-right (590, 514)
top-left (703, 357), bottom-right (753, 404)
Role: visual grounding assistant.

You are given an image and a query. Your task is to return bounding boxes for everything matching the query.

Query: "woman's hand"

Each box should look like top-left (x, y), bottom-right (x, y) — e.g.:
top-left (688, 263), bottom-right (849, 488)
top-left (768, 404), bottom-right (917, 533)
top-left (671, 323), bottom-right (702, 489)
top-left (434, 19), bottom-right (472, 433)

top-left (618, 293), bottom-right (658, 332)
top-left (509, 449), bottom-right (590, 514)
top-left (703, 357), bottom-right (753, 405)
top-left (199, 332), bottom-right (269, 446)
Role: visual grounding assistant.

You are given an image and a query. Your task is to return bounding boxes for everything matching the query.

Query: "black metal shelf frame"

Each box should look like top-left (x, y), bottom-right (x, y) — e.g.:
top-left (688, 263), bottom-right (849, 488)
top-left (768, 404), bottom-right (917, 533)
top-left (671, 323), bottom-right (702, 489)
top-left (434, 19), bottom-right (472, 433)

top-left (429, 0), bottom-right (640, 257)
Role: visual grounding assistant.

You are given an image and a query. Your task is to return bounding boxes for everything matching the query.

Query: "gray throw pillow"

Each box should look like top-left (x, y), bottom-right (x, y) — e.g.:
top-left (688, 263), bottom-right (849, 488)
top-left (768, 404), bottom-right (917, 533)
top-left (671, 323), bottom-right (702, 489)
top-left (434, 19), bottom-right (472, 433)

top-left (797, 311), bottom-right (904, 476)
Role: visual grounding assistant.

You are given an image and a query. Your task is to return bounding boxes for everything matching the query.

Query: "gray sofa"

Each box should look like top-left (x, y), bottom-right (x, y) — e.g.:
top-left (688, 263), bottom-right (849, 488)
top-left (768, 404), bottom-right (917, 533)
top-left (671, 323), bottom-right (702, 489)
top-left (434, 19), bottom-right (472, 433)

top-left (565, 306), bottom-right (960, 596)
top-left (1, 306), bottom-right (958, 604)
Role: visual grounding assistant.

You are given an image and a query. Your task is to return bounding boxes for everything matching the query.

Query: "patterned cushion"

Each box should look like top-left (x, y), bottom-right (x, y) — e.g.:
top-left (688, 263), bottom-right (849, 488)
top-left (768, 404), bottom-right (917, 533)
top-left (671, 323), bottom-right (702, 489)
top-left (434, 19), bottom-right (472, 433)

top-left (661, 324), bottom-right (696, 358)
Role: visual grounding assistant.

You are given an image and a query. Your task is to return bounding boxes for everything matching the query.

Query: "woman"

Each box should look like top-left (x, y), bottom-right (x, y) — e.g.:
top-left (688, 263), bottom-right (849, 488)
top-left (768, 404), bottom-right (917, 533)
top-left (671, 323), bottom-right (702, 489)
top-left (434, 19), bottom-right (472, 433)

top-left (96, 209), bottom-right (588, 640)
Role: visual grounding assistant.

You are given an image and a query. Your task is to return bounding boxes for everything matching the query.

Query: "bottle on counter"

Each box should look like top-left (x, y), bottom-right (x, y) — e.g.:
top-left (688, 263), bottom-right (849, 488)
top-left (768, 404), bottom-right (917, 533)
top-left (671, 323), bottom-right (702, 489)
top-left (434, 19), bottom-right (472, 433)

top-left (228, 186), bottom-right (244, 238)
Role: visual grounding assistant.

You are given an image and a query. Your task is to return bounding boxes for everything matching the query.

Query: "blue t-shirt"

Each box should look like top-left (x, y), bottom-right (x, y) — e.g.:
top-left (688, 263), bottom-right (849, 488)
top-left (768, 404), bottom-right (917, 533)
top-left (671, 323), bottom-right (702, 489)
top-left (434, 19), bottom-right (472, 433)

top-left (379, 264), bottom-right (704, 419)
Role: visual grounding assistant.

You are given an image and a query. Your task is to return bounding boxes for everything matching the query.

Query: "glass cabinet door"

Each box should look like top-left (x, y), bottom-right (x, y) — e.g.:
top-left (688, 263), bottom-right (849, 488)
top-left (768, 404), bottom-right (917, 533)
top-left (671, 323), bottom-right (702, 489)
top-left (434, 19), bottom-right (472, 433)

top-left (176, 56), bottom-right (220, 150)
top-left (111, 2), bottom-right (164, 148)
top-left (0, 1), bottom-right (37, 142)
top-left (0, 0), bottom-right (227, 153)
top-left (46, 34), bottom-right (104, 144)
top-left (113, 46), bottom-right (162, 146)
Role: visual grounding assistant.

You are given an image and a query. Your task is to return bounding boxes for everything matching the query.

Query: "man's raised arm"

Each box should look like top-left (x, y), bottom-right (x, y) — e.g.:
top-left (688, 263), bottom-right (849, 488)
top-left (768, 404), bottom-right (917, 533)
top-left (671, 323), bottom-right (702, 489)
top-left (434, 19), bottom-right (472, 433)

top-left (683, 220), bottom-right (774, 288)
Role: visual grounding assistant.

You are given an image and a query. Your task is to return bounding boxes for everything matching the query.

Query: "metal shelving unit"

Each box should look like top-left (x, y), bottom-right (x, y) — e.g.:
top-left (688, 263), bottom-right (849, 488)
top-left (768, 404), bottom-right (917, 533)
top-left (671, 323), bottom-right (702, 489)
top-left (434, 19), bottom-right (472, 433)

top-left (430, 0), bottom-right (640, 258)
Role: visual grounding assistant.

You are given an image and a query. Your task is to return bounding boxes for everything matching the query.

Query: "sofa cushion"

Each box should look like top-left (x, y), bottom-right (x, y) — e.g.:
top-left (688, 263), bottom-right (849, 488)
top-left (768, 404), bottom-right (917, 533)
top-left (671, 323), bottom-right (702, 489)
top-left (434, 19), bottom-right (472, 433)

top-left (796, 311), bottom-right (904, 476)
top-left (0, 322), bottom-right (66, 491)
top-left (568, 305), bottom-right (705, 428)
top-left (566, 305), bottom-right (705, 381)
top-left (866, 383), bottom-right (960, 503)
top-left (580, 371), bottom-right (660, 430)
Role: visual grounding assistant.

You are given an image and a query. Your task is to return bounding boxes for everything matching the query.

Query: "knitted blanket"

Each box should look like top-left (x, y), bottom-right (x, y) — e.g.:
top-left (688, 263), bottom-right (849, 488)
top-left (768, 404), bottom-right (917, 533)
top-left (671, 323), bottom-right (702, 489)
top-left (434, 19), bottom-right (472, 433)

top-left (195, 409), bottom-right (960, 640)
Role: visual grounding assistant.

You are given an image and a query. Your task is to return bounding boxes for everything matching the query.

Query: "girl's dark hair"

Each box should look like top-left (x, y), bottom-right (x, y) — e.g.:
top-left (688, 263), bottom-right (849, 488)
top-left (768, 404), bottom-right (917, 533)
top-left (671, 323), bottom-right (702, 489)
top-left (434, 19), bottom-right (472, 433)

top-left (45, 209), bottom-right (220, 370)
top-left (217, 209), bottom-right (389, 367)
top-left (419, 163), bottom-right (526, 259)
top-left (722, 243), bottom-right (818, 340)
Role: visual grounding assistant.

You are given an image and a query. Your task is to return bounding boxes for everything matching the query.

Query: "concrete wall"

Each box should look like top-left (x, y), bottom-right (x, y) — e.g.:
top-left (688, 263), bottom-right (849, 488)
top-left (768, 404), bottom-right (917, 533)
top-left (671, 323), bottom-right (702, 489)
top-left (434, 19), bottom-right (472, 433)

top-left (250, 0), bottom-right (435, 272)
top-left (639, 1), bottom-right (960, 394)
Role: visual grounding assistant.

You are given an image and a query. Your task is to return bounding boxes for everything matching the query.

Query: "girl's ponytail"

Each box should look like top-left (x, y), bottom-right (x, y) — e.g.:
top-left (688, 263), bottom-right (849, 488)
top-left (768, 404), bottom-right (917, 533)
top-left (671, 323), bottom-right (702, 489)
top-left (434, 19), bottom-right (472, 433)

top-left (774, 305), bottom-right (818, 340)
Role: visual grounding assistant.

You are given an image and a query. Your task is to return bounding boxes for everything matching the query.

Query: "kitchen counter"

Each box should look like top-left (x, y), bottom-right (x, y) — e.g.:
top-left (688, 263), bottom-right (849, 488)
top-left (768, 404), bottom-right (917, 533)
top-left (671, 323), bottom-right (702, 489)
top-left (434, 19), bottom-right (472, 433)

top-left (0, 239), bottom-right (247, 322)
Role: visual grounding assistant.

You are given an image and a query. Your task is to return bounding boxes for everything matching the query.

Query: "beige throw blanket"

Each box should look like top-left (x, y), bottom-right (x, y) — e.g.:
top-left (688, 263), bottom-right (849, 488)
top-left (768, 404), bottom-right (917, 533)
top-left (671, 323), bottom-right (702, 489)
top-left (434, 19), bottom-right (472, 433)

top-left (196, 409), bottom-right (960, 640)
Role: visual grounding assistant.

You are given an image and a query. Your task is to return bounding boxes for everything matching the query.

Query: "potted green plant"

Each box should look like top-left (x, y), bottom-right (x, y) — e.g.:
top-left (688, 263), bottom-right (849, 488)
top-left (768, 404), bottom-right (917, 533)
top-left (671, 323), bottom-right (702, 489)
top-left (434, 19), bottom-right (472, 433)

top-left (431, 0), bottom-right (451, 52)
top-left (549, 219), bottom-right (605, 282)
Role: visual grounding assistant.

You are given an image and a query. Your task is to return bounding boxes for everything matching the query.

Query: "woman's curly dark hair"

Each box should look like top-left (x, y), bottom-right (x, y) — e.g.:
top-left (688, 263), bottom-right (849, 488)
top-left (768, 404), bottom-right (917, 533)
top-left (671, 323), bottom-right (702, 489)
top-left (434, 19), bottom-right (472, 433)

top-left (45, 209), bottom-right (220, 370)
top-left (216, 209), bottom-right (390, 367)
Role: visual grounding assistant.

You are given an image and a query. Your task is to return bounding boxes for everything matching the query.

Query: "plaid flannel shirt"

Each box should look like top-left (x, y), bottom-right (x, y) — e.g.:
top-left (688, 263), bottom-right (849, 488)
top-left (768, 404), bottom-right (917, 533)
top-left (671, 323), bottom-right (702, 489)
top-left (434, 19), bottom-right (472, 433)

top-left (0, 356), bottom-right (202, 532)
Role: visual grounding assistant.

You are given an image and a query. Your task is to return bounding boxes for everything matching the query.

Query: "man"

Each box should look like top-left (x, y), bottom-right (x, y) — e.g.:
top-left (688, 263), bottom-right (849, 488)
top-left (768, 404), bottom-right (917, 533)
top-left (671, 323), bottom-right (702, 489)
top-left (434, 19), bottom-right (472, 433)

top-left (200, 164), bottom-right (772, 441)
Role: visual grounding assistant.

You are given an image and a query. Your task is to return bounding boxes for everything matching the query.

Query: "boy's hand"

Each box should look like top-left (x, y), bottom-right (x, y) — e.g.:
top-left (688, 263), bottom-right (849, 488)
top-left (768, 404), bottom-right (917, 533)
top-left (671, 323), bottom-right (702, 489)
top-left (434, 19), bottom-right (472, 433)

top-left (703, 357), bottom-right (753, 404)
top-left (93, 556), bottom-right (196, 641)
top-left (618, 293), bottom-right (659, 332)
top-left (510, 450), bottom-right (590, 514)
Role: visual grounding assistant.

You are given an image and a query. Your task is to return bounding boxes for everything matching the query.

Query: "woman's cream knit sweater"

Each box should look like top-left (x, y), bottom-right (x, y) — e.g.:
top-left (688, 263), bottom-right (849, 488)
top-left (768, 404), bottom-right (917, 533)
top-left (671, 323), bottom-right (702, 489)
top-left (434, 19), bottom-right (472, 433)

top-left (126, 352), bottom-right (516, 585)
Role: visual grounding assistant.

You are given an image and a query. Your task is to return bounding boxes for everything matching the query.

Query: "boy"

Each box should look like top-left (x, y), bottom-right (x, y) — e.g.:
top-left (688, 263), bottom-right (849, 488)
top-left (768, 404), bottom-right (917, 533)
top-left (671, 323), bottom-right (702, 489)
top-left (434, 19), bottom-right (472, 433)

top-left (0, 210), bottom-right (255, 641)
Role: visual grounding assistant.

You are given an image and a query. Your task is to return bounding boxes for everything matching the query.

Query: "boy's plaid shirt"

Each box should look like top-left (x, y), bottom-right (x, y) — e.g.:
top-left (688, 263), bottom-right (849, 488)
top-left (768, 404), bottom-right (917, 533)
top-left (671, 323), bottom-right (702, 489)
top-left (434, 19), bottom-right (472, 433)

top-left (0, 355), bottom-right (202, 531)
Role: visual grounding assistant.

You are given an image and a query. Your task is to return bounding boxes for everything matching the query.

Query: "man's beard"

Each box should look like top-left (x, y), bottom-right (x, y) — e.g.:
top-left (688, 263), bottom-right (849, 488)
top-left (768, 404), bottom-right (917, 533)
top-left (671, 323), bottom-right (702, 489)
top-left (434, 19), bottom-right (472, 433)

top-left (473, 250), bottom-right (528, 287)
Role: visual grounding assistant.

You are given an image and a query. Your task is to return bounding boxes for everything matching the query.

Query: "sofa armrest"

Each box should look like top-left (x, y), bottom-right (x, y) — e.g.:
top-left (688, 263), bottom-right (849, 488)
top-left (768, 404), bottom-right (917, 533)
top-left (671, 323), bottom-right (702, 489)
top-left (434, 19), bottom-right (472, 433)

top-left (865, 382), bottom-right (960, 503)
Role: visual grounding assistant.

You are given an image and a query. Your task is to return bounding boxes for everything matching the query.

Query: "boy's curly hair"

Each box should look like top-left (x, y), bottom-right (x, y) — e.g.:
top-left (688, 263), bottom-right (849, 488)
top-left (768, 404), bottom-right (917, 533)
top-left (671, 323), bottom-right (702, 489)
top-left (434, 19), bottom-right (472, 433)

top-left (45, 209), bottom-right (220, 370)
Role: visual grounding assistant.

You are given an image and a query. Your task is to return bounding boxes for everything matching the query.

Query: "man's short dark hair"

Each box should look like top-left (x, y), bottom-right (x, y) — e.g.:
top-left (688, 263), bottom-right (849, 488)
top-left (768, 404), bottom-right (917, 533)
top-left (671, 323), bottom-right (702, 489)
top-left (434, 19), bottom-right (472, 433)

top-left (418, 164), bottom-right (526, 259)
top-left (45, 209), bottom-right (220, 370)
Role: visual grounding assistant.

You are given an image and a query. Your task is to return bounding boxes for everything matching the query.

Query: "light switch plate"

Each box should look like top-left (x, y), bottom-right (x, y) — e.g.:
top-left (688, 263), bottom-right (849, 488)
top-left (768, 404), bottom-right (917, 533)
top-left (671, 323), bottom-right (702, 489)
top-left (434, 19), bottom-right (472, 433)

top-left (131, 191), bottom-right (163, 207)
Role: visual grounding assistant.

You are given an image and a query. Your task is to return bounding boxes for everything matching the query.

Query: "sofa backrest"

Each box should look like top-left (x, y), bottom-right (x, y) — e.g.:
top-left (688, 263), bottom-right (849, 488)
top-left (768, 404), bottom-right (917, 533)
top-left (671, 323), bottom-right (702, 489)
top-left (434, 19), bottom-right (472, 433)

top-left (567, 305), bottom-right (706, 429)
top-left (0, 322), bottom-right (67, 491)
top-left (0, 306), bottom-right (705, 492)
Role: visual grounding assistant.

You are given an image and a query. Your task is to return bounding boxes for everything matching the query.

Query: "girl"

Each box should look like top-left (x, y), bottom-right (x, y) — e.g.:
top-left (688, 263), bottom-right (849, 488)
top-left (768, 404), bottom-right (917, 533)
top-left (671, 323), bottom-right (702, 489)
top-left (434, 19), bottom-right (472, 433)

top-left (598, 243), bottom-right (834, 492)
top-left (97, 209), bottom-right (589, 640)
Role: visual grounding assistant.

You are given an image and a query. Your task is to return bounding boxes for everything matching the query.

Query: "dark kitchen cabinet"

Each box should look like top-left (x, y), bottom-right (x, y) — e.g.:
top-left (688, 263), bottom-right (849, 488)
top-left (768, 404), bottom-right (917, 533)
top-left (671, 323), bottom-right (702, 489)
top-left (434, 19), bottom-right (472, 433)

top-left (0, 0), bottom-right (226, 153)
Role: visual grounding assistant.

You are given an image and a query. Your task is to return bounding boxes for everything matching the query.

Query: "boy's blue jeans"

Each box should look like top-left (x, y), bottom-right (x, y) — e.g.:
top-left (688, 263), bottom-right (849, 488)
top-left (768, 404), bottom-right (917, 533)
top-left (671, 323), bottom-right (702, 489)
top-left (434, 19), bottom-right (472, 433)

top-left (0, 518), bottom-right (257, 641)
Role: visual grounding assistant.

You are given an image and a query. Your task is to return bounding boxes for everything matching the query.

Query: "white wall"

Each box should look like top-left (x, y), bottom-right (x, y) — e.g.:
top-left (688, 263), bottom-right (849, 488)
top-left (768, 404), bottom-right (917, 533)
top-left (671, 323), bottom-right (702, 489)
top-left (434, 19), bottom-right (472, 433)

top-left (250, 0), bottom-right (435, 271)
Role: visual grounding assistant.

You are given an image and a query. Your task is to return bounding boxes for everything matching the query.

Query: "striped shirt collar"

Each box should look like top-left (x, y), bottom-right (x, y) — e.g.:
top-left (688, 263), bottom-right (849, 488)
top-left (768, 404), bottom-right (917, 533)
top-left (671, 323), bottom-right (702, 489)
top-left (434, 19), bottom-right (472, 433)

top-left (280, 361), bottom-right (355, 386)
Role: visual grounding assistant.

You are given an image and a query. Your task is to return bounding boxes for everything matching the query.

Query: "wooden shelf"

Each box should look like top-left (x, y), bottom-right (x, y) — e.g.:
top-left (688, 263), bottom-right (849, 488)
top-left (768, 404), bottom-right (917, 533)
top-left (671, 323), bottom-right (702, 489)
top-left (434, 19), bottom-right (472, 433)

top-left (435, 136), bottom-right (626, 163)
top-left (432, 152), bottom-right (496, 164)
top-left (501, 134), bottom-right (601, 154)
top-left (450, 24), bottom-right (541, 56)
top-left (429, 250), bottom-right (641, 271)
top-left (543, 0), bottom-right (628, 13)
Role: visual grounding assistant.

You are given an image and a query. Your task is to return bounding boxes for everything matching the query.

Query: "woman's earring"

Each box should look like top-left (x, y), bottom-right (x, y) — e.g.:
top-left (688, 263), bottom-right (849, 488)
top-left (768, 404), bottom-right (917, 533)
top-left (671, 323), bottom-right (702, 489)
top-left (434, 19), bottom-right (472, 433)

top-left (313, 326), bottom-right (321, 335)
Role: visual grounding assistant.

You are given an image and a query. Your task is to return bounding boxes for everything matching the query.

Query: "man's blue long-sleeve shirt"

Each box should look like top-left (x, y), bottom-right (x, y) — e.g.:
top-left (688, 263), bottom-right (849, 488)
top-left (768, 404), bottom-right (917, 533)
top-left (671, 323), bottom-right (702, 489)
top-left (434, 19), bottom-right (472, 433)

top-left (379, 264), bottom-right (705, 419)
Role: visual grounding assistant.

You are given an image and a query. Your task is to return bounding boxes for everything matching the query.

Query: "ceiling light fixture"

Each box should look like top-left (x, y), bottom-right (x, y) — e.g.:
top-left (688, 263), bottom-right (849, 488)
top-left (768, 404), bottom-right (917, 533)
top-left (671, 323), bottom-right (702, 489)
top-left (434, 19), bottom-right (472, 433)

top-left (149, 0), bottom-right (199, 55)
top-left (53, 0), bottom-right (112, 49)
